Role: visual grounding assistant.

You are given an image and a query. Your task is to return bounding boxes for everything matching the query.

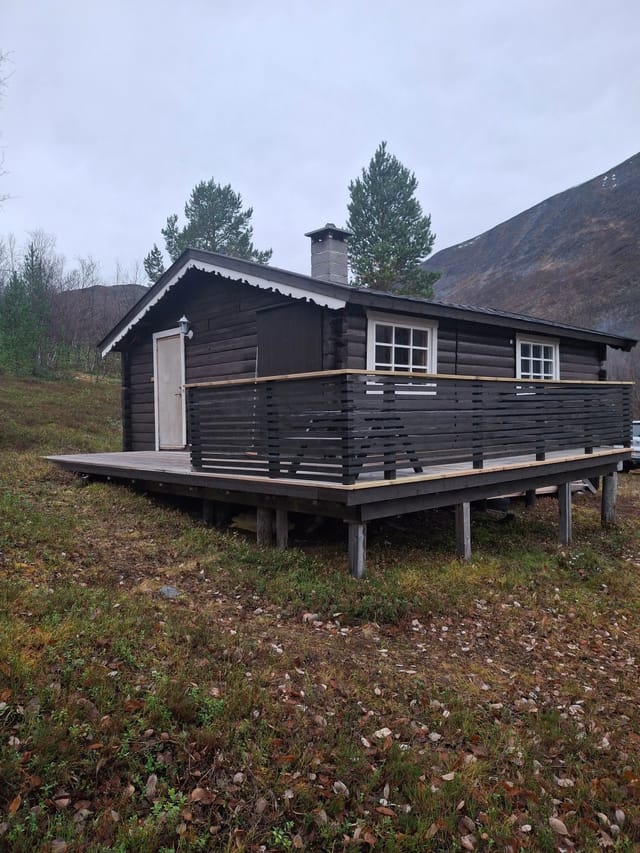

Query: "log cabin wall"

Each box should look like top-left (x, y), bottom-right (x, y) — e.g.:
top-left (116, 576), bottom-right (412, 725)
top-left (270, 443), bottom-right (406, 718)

top-left (339, 306), bottom-right (604, 380)
top-left (340, 307), bottom-right (515, 376)
top-left (119, 269), bottom-right (608, 451)
top-left (126, 339), bottom-right (155, 450)
top-left (453, 321), bottom-right (514, 377)
top-left (119, 270), bottom-right (344, 450)
top-left (559, 341), bottom-right (604, 380)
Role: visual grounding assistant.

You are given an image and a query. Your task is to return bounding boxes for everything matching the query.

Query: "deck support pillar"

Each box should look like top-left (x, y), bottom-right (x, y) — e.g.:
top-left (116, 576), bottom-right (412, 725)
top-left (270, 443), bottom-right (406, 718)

top-left (275, 509), bottom-right (289, 549)
top-left (348, 522), bottom-right (367, 579)
top-left (455, 502), bottom-right (471, 561)
top-left (558, 482), bottom-right (572, 545)
top-left (202, 499), bottom-right (214, 525)
top-left (256, 508), bottom-right (274, 547)
top-left (601, 471), bottom-right (618, 527)
top-left (525, 489), bottom-right (536, 509)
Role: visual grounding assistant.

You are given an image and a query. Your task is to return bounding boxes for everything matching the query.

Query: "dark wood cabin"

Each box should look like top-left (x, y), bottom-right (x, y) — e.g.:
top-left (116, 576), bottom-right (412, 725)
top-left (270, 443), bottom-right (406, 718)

top-left (97, 248), bottom-right (631, 454)
top-left (49, 241), bottom-right (636, 577)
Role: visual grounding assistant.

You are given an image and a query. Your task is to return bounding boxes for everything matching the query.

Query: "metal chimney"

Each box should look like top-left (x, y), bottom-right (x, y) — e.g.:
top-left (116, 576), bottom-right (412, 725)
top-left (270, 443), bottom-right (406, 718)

top-left (305, 223), bottom-right (352, 285)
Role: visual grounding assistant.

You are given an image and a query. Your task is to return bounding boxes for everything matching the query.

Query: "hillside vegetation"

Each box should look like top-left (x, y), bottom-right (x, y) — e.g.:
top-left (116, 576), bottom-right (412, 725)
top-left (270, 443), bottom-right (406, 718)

top-left (425, 152), bottom-right (640, 338)
top-left (1, 377), bottom-right (640, 850)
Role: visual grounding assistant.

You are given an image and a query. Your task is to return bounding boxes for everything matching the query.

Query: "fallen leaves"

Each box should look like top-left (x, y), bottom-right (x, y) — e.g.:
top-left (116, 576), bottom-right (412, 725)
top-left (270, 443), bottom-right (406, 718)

top-left (549, 816), bottom-right (570, 836)
top-left (144, 773), bottom-right (158, 801)
top-left (4, 397), bottom-right (640, 853)
top-left (190, 787), bottom-right (215, 805)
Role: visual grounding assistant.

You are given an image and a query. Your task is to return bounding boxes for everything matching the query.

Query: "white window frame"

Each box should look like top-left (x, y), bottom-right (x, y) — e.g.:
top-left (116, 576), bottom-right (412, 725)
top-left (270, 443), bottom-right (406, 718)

top-left (366, 312), bottom-right (438, 374)
top-left (516, 335), bottom-right (559, 380)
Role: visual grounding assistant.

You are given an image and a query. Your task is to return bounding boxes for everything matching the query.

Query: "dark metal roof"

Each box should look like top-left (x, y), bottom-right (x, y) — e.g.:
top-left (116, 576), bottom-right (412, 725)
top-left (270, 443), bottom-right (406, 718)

top-left (99, 247), bottom-right (637, 353)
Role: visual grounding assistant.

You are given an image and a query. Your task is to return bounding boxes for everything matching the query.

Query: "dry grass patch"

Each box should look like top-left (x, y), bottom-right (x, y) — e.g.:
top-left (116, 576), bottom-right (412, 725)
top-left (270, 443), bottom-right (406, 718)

top-left (1, 376), bottom-right (640, 850)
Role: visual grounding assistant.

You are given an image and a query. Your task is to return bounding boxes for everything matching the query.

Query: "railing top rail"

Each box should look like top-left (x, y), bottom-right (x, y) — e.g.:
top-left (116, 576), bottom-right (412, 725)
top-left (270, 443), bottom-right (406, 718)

top-left (185, 369), bottom-right (634, 390)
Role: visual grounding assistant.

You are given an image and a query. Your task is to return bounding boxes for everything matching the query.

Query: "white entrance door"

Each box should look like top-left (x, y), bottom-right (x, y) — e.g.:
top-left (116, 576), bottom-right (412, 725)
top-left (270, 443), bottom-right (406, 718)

top-left (154, 330), bottom-right (186, 450)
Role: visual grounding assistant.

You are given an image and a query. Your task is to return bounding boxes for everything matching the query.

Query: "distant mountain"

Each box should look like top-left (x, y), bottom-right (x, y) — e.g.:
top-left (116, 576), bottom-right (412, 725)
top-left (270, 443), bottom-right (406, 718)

top-left (52, 283), bottom-right (147, 347)
top-left (424, 152), bottom-right (640, 339)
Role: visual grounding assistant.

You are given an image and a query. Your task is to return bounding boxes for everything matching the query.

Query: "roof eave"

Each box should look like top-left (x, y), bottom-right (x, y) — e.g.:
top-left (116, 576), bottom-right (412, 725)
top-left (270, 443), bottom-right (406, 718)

top-left (344, 290), bottom-right (637, 350)
top-left (98, 247), bottom-right (637, 355)
top-left (99, 248), bottom-right (348, 356)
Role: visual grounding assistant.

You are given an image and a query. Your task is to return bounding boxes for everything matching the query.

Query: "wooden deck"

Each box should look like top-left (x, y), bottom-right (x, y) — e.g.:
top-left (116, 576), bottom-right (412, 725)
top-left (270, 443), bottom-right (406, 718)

top-left (48, 446), bottom-right (626, 577)
top-left (48, 446), bottom-right (626, 515)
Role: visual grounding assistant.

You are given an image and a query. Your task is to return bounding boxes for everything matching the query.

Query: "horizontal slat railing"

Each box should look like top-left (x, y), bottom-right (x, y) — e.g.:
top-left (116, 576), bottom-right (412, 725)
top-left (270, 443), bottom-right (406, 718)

top-left (186, 371), bottom-right (632, 484)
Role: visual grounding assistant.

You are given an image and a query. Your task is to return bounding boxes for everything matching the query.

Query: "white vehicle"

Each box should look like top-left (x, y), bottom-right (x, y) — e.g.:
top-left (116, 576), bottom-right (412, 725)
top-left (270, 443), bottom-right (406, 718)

top-left (628, 420), bottom-right (640, 469)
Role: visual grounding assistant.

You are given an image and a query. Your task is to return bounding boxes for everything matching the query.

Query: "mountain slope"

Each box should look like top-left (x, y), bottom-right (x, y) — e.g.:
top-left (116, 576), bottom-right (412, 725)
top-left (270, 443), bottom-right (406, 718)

top-left (424, 152), bottom-right (640, 337)
top-left (52, 283), bottom-right (148, 346)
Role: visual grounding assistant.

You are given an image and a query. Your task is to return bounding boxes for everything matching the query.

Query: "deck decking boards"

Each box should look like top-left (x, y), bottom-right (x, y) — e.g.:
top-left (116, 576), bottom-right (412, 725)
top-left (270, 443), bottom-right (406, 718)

top-left (47, 446), bottom-right (626, 521)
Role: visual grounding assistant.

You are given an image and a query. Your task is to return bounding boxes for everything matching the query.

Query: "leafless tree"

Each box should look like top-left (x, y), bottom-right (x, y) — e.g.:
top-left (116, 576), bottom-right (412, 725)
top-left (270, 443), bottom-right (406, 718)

top-left (113, 258), bottom-right (146, 285)
top-left (0, 50), bottom-right (12, 206)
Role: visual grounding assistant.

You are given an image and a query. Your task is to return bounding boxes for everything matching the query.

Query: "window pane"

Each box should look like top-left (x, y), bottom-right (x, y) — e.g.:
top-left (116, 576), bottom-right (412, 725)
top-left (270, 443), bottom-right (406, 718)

top-left (376, 345), bottom-right (392, 365)
top-left (395, 327), bottom-right (410, 346)
top-left (376, 324), bottom-right (392, 344)
top-left (370, 318), bottom-right (435, 374)
top-left (519, 339), bottom-right (558, 379)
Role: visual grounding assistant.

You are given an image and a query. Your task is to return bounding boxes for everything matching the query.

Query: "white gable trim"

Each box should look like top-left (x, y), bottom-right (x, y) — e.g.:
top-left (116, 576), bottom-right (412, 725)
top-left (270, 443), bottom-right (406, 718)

top-left (101, 258), bottom-right (346, 357)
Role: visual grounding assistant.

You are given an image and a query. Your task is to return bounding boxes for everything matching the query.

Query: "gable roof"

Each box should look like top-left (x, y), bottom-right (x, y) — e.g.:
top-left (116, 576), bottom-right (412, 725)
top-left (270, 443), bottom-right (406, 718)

top-left (99, 248), bottom-right (637, 356)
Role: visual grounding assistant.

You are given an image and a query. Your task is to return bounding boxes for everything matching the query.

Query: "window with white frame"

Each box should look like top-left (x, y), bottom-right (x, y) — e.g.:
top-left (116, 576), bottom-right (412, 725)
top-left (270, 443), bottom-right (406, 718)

top-left (516, 336), bottom-right (559, 380)
top-left (367, 314), bottom-right (438, 373)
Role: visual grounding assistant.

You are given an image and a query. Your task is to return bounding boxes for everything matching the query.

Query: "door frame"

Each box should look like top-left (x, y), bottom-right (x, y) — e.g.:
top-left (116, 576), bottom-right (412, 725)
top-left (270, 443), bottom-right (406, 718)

top-left (153, 328), bottom-right (187, 451)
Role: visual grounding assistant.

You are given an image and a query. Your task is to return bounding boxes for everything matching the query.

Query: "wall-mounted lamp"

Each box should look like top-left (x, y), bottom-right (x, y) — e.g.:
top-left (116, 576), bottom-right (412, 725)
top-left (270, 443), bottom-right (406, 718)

top-left (178, 315), bottom-right (194, 339)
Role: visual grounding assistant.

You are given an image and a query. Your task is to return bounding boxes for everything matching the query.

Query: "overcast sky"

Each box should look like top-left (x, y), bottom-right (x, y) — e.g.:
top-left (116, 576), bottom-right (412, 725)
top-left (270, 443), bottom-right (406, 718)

top-left (1, 0), bottom-right (638, 282)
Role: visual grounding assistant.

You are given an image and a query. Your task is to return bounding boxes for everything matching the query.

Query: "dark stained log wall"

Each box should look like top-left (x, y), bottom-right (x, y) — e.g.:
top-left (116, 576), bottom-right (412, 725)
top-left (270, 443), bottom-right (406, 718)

top-left (120, 270), bottom-right (345, 450)
top-left (127, 338), bottom-right (155, 450)
top-left (560, 341), bottom-right (604, 380)
top-left (340, 307), bottom-right (604, 380)
top-left (453, 322), bottom-right (514, 377)
top-left (119, 269), bottom-right (608, 451)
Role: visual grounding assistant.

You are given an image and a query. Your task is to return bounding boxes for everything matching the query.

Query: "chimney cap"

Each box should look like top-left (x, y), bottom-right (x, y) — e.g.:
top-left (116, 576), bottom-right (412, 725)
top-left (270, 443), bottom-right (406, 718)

top-left (305, 222), bottom-right (352, 241)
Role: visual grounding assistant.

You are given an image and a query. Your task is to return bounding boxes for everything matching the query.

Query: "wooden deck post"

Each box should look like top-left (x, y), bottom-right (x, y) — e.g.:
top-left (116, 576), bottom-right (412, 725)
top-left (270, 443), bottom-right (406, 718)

top-left (348, 522), bottom-right (367, 579)
top-left (202, 499), bottom-right (214, 525)
top-left (525, 489), bottom-right (536, 509)
top-left (558, 482), bottom-right (572, 545)
top-left (455, 502), bottom-right (471, 560)
top-left (256, 508), bottom-right (274, 547)
top-left (275, 509), bottom-right (289, 549)
top-left (601, 471), bottom-right (618, 527)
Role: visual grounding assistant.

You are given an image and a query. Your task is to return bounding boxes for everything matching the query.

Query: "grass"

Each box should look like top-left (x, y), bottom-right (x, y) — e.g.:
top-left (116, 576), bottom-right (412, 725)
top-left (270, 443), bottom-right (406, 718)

top-left (1, 374), bottom-right (640, 850)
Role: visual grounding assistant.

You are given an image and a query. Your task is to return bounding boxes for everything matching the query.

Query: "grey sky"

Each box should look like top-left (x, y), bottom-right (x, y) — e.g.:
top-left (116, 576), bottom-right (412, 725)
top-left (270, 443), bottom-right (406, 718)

top-left (1, 0), bottom-right (638, 282)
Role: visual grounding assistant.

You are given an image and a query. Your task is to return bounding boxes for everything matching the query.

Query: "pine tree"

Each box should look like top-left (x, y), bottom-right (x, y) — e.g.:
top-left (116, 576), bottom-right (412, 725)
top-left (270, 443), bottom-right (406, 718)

top-left (143, 243), bottom-right (165, 283)
top-left (146, 179), bottom-right (272, 276)
top-left (0, 271), bottom-right (34, 372)
top-left (0, 233), bottom-right (61, 374)
top-left (347, 142), bottom-right (439, 298)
